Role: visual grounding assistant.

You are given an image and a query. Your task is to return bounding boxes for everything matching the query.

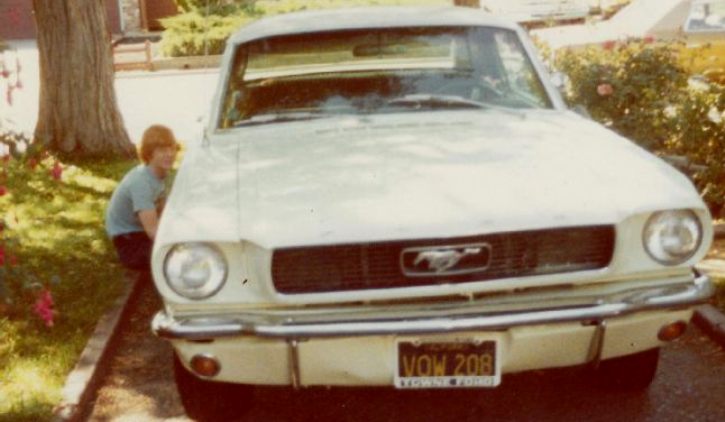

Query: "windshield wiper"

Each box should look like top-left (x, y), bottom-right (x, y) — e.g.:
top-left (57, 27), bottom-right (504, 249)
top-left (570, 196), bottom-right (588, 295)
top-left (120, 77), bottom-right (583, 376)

top-left (234, 111), bottom-right (329, 127)
top-left (386, 94), bottom-right (525, 118)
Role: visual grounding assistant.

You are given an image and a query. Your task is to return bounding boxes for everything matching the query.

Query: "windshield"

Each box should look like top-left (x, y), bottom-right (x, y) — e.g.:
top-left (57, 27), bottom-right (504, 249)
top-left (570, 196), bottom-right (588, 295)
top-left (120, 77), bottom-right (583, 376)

top-left (220, 26), bottom-right (553, 128)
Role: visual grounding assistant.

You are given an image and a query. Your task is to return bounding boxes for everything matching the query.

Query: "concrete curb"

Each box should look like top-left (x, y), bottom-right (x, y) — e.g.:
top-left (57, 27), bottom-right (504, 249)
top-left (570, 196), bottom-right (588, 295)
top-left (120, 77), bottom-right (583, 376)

top-left (114, 66), bottom-right (219, 79)
top-left (693, 305), bottom-right (725, 349)
top-left (696, 259), bottom-right (725, 275)
top-left (693, 259), bottom-right (725, 350)
top-left (151, 55), bottom-right (222, 72)
top-left (114, 52), bottom-right (222, 77)
top-left (51, 272), bottom-right (143, 422)
top-left (715, 222), bottom-right (725, 239)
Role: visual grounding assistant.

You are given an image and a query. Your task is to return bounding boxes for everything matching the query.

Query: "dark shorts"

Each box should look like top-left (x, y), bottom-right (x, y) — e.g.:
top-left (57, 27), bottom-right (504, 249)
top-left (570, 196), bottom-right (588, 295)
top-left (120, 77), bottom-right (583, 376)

top-left (112, 232), bottom-right (152, 272)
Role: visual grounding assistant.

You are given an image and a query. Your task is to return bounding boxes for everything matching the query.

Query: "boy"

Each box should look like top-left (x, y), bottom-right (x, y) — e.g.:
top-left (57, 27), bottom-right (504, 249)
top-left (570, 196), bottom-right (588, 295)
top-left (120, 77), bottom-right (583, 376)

top-left (105, 125), bottom-right (179, 271)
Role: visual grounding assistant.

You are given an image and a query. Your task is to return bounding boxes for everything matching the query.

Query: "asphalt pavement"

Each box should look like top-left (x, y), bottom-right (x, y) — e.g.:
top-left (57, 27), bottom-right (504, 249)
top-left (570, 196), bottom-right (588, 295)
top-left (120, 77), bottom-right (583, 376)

top-left (67, 254), bottom-right (725, 422)
top-left (81, 278), bottom-right (725, 422)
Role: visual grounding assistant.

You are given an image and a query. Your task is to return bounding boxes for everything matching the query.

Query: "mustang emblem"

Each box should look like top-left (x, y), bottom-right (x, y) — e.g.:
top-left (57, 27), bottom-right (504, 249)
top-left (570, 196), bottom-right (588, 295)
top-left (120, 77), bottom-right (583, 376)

top-left (414, 248), bottom-right (482, 273)
top-left (401, 243), bottom-right (492, 277)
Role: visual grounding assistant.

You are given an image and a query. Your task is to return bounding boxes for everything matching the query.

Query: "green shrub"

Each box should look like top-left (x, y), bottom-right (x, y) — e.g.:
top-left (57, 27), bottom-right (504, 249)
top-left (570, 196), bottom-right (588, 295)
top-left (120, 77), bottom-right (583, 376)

top-left (553, 40), bottom-right (725, 217)
top-left (159, 11), bottom-right (256, 57)
top-left (257, 0), bottom-right (397, 14)
top-left (172, 0), bottom-right (259, 13)
top-left (173, 0), bottom-right (204, 13)
top-left (160, 0), bottom-right (450, 57)
top-left (554, 41), bottom-right (688, 150)
top-left (664, 85), bottom-right (725, 217)
top-left (256, 0), bottom-right (448, 14)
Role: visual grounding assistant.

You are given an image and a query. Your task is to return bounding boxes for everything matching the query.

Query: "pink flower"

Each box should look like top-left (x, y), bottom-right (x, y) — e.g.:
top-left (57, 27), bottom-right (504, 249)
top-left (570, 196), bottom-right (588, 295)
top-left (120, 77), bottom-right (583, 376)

top-left (33, 289), bottom-right (55, 327)
top-left (597, 83), bottom-right (614, 97)
top-left (602, 40), bottom-right (616, 51)
top-left (51, 161), bottom-right (63, 181)
top-left (0, 185), bottom-right (7, 196)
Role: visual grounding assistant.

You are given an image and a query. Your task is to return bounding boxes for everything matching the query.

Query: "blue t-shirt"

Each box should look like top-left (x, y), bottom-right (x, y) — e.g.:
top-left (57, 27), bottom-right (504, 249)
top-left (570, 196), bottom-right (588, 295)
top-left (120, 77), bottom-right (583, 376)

top-left (105, 165), bottom-right (167, 238)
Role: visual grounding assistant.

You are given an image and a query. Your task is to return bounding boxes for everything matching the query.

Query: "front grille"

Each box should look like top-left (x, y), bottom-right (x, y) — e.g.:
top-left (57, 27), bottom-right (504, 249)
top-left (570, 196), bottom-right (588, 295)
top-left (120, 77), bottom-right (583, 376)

top-left (271, 226), bottom-right (615, 294)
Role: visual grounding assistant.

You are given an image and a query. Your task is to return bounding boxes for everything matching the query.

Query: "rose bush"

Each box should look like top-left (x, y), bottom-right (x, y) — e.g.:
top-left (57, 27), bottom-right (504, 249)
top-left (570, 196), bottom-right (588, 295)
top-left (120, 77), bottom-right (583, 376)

top-left (1, 129), bottom-right (62, 327)
top-left (552, 39), bottom-right (725, 217)
top-left (1, 43), bottom-right (61, 327)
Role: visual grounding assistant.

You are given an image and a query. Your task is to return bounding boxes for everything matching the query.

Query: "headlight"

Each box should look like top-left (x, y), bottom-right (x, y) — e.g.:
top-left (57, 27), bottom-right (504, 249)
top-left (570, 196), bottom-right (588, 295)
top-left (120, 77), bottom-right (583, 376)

top-left (643, 210), bottom-right (702, 265)
top-left (164, 243), bottom-right (228, 299)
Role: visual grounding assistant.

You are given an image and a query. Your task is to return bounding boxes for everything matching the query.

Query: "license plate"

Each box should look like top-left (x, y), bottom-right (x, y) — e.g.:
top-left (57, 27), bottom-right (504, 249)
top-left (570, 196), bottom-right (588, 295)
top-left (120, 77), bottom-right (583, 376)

top-left (395, 339), bottom-right (500, 389)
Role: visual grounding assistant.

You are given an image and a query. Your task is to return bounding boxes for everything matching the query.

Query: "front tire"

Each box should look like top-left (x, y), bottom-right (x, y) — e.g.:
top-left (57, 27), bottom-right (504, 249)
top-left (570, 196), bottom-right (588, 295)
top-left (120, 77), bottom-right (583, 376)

top-left (173, 353), bottom-right (254, 421)
top-left (592, 348), bottom-right (660, 391)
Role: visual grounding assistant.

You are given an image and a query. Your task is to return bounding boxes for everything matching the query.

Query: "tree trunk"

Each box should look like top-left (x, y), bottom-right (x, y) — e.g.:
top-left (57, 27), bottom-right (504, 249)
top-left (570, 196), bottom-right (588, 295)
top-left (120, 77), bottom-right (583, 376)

top-left (33, 0), bottom-right (135, 158)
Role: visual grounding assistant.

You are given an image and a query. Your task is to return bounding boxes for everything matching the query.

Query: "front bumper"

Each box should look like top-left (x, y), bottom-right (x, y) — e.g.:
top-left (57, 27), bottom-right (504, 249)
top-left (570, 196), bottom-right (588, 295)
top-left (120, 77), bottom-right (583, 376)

top-left (153, 273), bottom-right (713, 341)
top-left (156, 273), bottom-right (713, 387)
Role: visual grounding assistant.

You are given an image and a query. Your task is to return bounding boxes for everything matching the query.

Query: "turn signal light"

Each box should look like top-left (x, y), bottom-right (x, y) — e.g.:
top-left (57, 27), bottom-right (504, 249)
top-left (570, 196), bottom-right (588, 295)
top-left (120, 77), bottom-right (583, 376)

top-left (658, 321), bottom-right (688, 342)
top-left (190, 354), bottom-right (221, 377)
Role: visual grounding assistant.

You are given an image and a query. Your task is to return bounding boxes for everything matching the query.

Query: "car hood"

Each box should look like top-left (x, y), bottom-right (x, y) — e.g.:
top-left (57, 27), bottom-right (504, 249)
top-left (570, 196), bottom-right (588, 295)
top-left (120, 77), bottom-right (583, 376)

top-left (160, 109), bottom-right (704, 249)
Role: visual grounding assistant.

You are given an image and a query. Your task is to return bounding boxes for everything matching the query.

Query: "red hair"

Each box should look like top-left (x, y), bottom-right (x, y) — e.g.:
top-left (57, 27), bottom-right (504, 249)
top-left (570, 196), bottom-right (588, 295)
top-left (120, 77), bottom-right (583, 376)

top-left (138, 125), bottom-right (179, 164)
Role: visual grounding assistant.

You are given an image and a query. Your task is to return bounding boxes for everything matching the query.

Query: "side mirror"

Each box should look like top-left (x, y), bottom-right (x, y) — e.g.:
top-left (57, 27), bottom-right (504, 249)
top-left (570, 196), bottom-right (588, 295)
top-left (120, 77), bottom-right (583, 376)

top-left (550, 72), bottom-right (569, 92)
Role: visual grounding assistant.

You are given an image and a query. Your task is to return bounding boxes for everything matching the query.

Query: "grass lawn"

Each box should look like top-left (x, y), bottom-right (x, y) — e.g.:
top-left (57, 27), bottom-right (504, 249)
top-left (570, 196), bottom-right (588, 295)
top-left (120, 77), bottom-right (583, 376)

top-left (0, 152), bottom-right (136, 422)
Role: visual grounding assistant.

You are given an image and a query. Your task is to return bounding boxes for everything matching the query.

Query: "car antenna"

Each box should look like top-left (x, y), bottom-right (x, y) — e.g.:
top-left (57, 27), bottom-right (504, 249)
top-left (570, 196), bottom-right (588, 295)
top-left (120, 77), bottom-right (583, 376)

top-left (202, 0), bottom-right (211, 147)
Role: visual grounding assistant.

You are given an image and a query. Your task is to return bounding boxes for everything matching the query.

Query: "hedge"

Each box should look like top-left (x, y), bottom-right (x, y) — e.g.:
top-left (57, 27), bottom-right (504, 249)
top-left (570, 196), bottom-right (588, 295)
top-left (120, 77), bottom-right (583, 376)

top-left (159, 11), bottom-right (255, 57)
top-left (552, 40), bottom-right (725, 217)
top-left (160, 0), bottom-right (449, 57)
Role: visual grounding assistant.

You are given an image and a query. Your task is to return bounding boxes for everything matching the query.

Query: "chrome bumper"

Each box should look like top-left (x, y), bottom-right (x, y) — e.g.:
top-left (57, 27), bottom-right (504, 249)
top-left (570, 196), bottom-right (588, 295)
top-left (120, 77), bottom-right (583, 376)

top-left (152, 274), bottom-right (714, 342)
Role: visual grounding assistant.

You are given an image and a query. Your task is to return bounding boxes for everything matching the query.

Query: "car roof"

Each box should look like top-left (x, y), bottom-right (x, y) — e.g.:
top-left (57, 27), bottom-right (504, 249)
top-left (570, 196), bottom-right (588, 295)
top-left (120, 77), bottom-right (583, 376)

top-left (228, 6), bottom-right (518, 45)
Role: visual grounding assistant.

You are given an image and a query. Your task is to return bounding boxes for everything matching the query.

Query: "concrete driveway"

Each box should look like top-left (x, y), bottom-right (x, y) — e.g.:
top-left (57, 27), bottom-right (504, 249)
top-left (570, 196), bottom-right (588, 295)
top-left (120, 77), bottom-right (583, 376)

top-left (2, 40), bottom-right (219, 145)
